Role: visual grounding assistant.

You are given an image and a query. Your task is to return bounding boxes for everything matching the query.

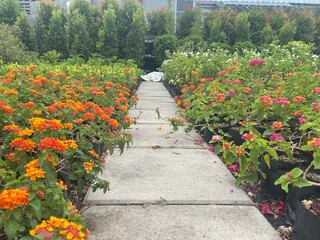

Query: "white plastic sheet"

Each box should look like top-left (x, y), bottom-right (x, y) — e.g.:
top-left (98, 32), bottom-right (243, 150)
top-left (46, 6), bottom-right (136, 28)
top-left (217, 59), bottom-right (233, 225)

top-left (141, 71), bottom-right (163, 82)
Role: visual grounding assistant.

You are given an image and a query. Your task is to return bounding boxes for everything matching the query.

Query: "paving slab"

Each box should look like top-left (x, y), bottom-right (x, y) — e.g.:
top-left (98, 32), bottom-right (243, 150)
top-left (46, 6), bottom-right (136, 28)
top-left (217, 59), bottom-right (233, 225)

top-left (137, 96), bottom-right (176, 103)
top-left (84, 148), bottom-right (252, 205)
top-left (128, 109), bottom-right (179, 124)
top-left (124, 124), bottom-right (205, 148)
top-left (133, 101), bottom-right (178, 111)
top-left (84, 205), bottom-right (280, 240)
top-left (137, 91), bottom-right (172, 98)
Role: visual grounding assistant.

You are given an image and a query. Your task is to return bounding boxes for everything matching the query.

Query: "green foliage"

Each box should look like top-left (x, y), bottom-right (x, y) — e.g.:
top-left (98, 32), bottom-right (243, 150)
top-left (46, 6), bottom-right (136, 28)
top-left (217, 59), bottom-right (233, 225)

top-left (47, 9), bottom-right (68, 57)
top-left (269, 8), bottom-right (287, 34)
top-left (147, 7), bottom-right (175, 36)
top-left (177, 9), bottom-right (201, 39)
top-left (248, 8), bottom-right (266, 45)
top-left (97, 8), bottom-right (119, 58)
top-left (34, 1), bottom-right (55, 55)
top-left (118, 0), bottom-right (143, 58)
top-left (278, 21), bottom-right (297, 45)
top-left (68, 11), bottom-right (93, 59)
top-left (124, 9), bottom-right (146, 66)
top-left (295, 9), bottom-right (316, 43)
top-left (153, 34), bottom-right (178, 65)
top-left (203, 12), bottom-right (227, 44)
top-left (16, 12), bottom-right (36, 51)
top-left (70, 0), bottom-right (98, 53)
top-left (235, 12), bottom-right (251, 43)
top-left (0, 0), bottom-right (20, 25)
top-left (0, 24), bottom-right (27, 63)
top-left (260, 23), bottom-right (276, 45)
top-left (218, 8), bottom-right (237, 46)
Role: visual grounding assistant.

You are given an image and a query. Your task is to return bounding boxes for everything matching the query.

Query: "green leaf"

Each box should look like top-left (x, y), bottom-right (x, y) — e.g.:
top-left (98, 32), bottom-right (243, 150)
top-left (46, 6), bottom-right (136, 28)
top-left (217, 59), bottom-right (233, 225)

top-left (263, 128), bottom-right (275, 137)
top-left (313, 155), bottom-right (320, 169)
top-left (300, 145), bottom-right (313, 151)
top-left (29, 197), bottom-right (42, 221)
top-left (266, 147), bottom-right (278, 160)
top-left (264, 154), bottom-right (270, 169)
top-left (42, 162), bottom-right (57, 187)
top-left (214, 144), bottom-right (222, 154)
top-left (4, 217), bottom-right (19, 239)
top-left (294, 177), bottom-right (312, 188)
top-left (291, 167), bottom-right (303, 178)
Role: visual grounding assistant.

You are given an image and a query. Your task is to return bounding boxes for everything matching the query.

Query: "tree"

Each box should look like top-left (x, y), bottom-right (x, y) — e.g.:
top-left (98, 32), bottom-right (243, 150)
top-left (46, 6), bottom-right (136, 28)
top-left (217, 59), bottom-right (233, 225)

top-left (248, 8), bottom-right (266, 45)
top-left (16, 11), bottom-right (36, 51)
top-left (235, 12), bottom-right (251, 43)
top-left (0, 24), bottom-right (27, 63)
top-left (218, 8), bottom-right (237, 46)
top-left (260, 23), bottom-right (276, 45)
top-left (204, 12), bottom-right (226, 44)
top-left (147, 7), bottom-right (174, 36)
top-left (153, 34), bottom-right (177, 65)
top-left (118, 0), bottom-right (143, 58)
top-left (278, 21), bottom-right (297, 45)
top-left (34, 0), bottom-right (54, 55)
top-left (125, 10), bottom-right (146, 65)
top-left (177, 9), bottom-right (198, 38)
top-left (47, 9), bottom-right (68, 57)
top-left (268, 8), bottom-right (286, 35)
top-left (0, 0), bottom-right (20, 25)
top-left (68, 11), bottom-right (92, 59)
top-left (97, 8), bottom-right (119, 58)
top-left (295, 9), bottom-right (316, 43)
top-left (69, 0), bottom-right (98, 52)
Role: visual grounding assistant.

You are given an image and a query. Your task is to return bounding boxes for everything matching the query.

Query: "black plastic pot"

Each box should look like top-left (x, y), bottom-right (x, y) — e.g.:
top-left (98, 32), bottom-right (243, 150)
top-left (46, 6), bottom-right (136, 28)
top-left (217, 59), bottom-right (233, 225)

top-left (93, 142), bottom-right (105, 158)
top-left (286, 186), bottom-right (320, 226)
top-left (228, 126), bottom-right (244, 145)
top-left (291, 191), bottom-right (320, 240)
top-left (260, 152), bottom-right (308, 201)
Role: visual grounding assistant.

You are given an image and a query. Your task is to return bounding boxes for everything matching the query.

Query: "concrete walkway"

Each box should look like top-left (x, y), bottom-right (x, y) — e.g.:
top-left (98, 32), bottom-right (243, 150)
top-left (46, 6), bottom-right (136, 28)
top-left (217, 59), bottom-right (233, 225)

top-left (83, 82), bottom-right (280, 240)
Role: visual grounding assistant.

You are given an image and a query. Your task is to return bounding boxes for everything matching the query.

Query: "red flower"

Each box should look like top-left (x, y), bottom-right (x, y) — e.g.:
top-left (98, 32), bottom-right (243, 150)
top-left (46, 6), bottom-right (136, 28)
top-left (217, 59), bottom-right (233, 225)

top-left (38, 138), bottom-right (67, 153)
top-left (83, 112), bottom-right (95, 121)
top-left (249, 59), bottom-right (264, 66)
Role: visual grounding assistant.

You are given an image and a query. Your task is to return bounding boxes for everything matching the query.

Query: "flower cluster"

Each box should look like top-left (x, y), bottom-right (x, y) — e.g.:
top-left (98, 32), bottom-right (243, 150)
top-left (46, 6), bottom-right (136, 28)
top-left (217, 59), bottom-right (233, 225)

top-left (24, 159), bottom-right (46, 180)
top-left (0, 189), bottom-right (29, 210)
top-left (84, 160), bottom-right (97, 174)
top-left (29, 216), bottom-right (89, 240)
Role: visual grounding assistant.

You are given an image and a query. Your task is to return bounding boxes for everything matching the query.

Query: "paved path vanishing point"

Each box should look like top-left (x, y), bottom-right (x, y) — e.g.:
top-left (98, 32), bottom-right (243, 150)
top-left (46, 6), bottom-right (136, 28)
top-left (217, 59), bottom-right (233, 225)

top-left (83, 81), bottom-right (280, 240)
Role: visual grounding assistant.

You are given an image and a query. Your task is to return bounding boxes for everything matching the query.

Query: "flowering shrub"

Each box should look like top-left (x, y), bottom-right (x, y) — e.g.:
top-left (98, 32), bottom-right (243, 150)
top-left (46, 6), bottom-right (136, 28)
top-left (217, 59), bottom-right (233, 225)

top-left (0, 60), bottom-right (142, 238)
top-left (162, 41), bottom-right (320, 188)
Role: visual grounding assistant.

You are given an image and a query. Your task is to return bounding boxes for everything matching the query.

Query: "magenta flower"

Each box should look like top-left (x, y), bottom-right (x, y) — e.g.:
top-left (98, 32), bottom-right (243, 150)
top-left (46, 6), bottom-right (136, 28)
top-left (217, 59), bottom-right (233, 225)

top-left (231, 79), bottom-right (242, 85)
top-left (218, 70), bottom-right (227, 76)
top-left (311, 87), bottom-right (320, 94)
top-left (208, 145), bottom-right (214, 152)
top-left (205, 77), bottom-right (214, 82)
top-left (229, 89), bottom-right (235, 98)
top-left (275, 97), bottom-right (290, 105)
top-left (229, 164), bottom-right (240, 173)
top-left (270, 133), bottom-right (285, 141)
top-left (298, 117), bottom-right (308, 124)
top-left (249, 59), bottom-right (264, 66)
top-left (243, 87), bottom-right (252, 94)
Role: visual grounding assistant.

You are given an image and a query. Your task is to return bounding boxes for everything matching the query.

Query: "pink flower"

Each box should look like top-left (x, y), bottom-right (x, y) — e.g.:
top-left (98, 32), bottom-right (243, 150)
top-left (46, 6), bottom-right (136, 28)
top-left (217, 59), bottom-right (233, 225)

top-left (241, 133), bottom-right (256, 141)
top-left (208, 145), bottom-right (214, 152)
top-left (270, 133), bottom-right (284, 141)
top-left (298, 117), bottom-right (308, 124)
top-left (261, 202), bottom-right (274, 215)
top-left (211, 135), bottom-right (221, 141)
top-left (229, 89), bottom-right (235, 97)
top-left (311, 87), bottom-right (320, 94)
top-left (293, 111), bottom-right (303, 118)
top-left (229, 164), bottom-right (240, 173)
top-left (275, 97), bottom-right (290, 105)
top-left (231, 79), bottom-right (242, 85)
top-left (249, 59), bottom-right (264, 66)
top-left (218, 70), bottom-right (227, 76)
top-left (206, 77), bottom-right (214, 82)
top-left (293, 96), bottom-right (306, 103)
top-left (243, 87), bottom-right (252, 94)
top-left (312, 102), bottom-right (320, 112)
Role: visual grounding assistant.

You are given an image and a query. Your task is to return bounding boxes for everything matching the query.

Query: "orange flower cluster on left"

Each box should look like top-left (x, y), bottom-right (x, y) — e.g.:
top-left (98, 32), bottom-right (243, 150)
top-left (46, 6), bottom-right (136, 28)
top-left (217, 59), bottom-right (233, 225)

top-left (24, 159), bottom-right (46, 180)
top-left (0, 189), bottom-right (29, 210)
